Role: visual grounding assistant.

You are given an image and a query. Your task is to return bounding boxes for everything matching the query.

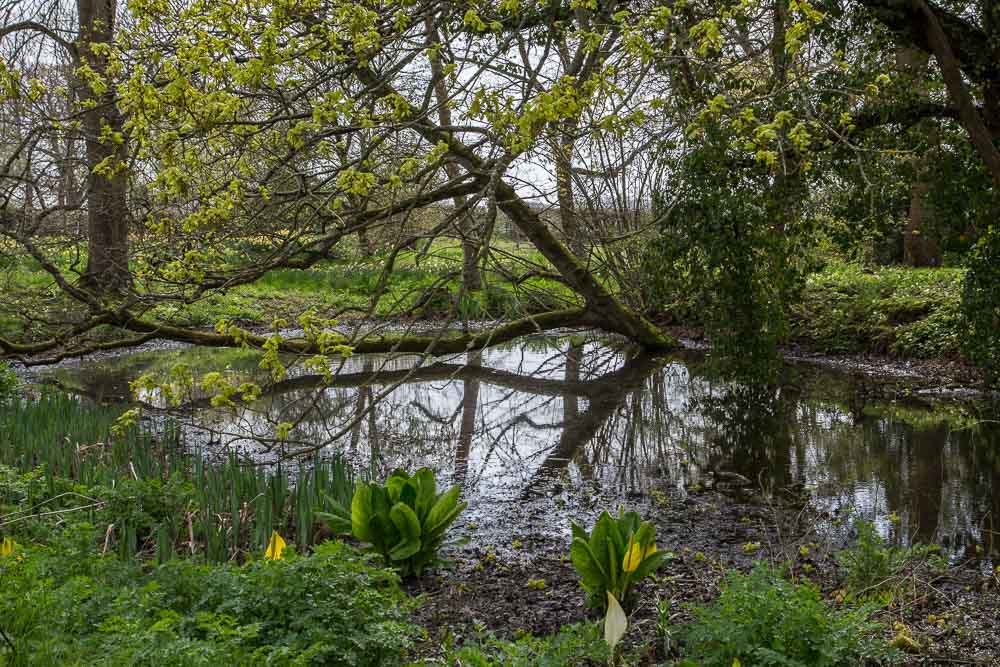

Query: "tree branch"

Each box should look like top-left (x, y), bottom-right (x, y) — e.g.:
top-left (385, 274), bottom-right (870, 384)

top-left (0, 20), bottom-right (77, 58)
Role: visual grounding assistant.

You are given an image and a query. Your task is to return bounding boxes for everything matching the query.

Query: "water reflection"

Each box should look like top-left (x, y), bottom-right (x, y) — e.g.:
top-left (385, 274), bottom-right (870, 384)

top-left (46, 337), bottom-right (1000, 556)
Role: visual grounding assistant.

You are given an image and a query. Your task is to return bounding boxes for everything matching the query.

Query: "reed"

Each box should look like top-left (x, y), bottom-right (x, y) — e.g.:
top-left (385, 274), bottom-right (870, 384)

top-left (0, 392), bottom-right (355, 563)
top-left (0, 392), bottom-right (182, 487)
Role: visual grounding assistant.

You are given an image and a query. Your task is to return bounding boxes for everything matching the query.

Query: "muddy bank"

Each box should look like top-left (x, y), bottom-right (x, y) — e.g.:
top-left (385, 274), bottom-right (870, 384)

top-left (667, 324), bottom-right (993, 396)
top-left (413, 487), bottom-right (1000, 665)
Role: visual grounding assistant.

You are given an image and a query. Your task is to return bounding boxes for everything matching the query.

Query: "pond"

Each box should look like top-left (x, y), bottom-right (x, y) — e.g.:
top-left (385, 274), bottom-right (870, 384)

top-left (43, 334), bottom-right (1000, 559)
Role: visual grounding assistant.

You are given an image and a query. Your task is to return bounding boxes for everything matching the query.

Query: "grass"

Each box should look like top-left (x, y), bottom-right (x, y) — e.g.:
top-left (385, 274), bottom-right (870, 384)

top-left (0, 239), bottom-right (574, 338)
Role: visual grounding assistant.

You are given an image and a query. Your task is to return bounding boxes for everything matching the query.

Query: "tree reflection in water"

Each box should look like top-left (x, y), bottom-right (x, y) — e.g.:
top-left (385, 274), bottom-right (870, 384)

top-left (53, 336), bottom-right (1000, 556)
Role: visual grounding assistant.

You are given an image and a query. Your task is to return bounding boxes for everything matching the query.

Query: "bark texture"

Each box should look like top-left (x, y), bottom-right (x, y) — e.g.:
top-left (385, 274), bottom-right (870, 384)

top-left (77, 0), bottom-right (131, 291)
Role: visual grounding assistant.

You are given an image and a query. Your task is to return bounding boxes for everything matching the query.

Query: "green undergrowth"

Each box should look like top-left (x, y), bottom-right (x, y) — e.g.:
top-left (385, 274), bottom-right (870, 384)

top-left (0, 240), bottom-right (573, 339)
top-left (422, 622), bottom-right (610, 667)
top-left (0, 394), bottom-right (354, 562)
top-left (0, 537), bottom-right (415, 666)
top-left (676, 563), bottom-right (903, 666)
top-left (790, 261), bottom-right (964, 358)
top-left (171, 242), bottom-right (573, 326)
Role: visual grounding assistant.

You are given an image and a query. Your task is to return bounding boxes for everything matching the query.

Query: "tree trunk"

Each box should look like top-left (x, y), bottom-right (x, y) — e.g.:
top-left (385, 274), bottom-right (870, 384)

top-left (425, 17), bottom-right (481, 291)
top-left (555, 124), bottom-right (586, 258)
top-left (897, 47), bottom-right (942, 266)
top-left (913, 0), bottom-right (1000, 187)
top-left (356, 69), bottom-right (673, 350)
top-left (769, 0), bottom-right (806, 230)
top-left (904, 178), bottom-right (941, 265)
top-left (77, 0), bottom-right (131, 292)
top-left (455, 350), bottom-right (481, 486)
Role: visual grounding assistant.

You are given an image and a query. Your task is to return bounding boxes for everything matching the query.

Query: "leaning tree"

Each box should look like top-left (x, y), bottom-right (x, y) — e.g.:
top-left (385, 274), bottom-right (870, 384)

top-left (0, 0), bottom-right (997, 382)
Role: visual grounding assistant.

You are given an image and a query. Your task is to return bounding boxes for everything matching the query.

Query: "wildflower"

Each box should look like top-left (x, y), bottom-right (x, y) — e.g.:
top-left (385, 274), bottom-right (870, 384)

top-left (0, 537), bottom-right (15, 557)
top-left (265, 531), bottom-right (286, 560)
top-left (623, 539), bottom-right (656, 573)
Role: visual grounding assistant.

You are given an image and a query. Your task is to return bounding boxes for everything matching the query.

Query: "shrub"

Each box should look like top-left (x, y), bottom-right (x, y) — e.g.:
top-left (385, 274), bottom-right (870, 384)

top-left (790, 261), bottom-right (964, 357)
top-left (569, 509), bottom-right (670, 612)
top-left (961, 226), bottom-right (1000, 384)
top-left (319, 467), bottom-right (466, 577)
top-left (0, 539), bottom-right (416, 665)
top-left (678, 564), bottom-right (902, 667)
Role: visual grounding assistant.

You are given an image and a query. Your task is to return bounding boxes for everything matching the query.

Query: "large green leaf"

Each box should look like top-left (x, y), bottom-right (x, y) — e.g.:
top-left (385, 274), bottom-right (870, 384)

top-left (606, 516), bottom-right (626, 563)
top-left (589, 513), bottom-right (614, 575)
top-left (385, 474), bottom-right (407, 504)
top-left (570, 537), bottom-right (607, 592)
top-left (370, 486), bottom-right (392, 523)
top-left (315, 510), bottom-right (351, 534)
top-left (629, 550), bottom-right (671, 582)
top-left (620, 511), bottom-right (641, 537)
top-left (570, 521), bottom-right (589, 544)
top-left (316, 493), bottom-right (352, 533)
top-left (389, 502), bottom-right (422, 543)
top-left (350, 484), bottom-right (374, 543)
top-left (399, 480), bottom-right (418, 509)
top-left (424, 485), bottom-right (465, 537)
top-left (634, 522), bottom-right (655, 549)
top-left (388, 501), bottom-right (424, 563)
top-left (413, 468), bottom-right (437, 520)
top-left (389, 538), bottom-right (421, 562)
top-left (606, 538), bottom-right (620, 594)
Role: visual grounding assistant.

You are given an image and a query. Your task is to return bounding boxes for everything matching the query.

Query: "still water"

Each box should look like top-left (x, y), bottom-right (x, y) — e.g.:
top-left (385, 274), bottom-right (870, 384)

top-left (46, 335), bottom-right (1000, 557)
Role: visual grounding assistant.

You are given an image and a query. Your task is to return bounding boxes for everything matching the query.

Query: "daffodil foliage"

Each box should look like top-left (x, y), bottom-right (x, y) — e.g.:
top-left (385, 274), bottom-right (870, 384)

top-left (318, 467), bottom-right (466, 577)
top-left (570, 509), bottom-right (669, 612)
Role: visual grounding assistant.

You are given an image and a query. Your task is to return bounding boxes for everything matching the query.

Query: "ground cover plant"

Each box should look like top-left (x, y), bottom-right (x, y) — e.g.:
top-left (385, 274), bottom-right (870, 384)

top-left (836, 521), bottom-right (944, 602)
top-left (570, 509), bottom-right (670, 612)
top-left (429, 622), bottom-right (610, 667)
top-left (676, 563), bottom-right (904, 666)
top-left (789, 261), bottom-right (966, 359)
top-left (0, 537), bottom-right (416, 666)
top-left (0, 394), bottom-right (355, 562)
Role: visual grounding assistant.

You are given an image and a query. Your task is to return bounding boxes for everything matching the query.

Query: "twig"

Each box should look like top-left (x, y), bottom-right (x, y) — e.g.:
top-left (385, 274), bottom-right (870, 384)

top-left (0, 623), bottom-right (15, 655)
top-left (102, 523), bottom-right (115, 556)
top-left (0, 502), bottom-right (106, 528)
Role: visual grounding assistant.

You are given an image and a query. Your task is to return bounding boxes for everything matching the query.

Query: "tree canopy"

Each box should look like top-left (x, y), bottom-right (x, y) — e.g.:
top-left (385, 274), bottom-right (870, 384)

top-left (0, 0), bottom-right (997, 376)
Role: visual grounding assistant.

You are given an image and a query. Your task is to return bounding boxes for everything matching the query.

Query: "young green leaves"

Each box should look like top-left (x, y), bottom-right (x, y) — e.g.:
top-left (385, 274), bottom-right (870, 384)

top-left (320, 468), bottom-right (466, 578)
top-left (570, 509), bottom-right (671, 612)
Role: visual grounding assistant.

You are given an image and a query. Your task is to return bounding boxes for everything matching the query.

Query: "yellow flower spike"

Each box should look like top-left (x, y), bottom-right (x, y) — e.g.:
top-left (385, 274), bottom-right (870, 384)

top-left (624, 540), bottom-right (658, 573)
top-left (0, 537), bottom-right (15, 557)
top-left (265, 531), bottom-right (286, 561)
top-left (623, 541), bottom-right (641, 573)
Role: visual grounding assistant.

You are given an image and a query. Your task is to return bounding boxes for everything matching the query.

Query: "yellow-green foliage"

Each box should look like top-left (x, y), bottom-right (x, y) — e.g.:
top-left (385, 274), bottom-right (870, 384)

top-left (790, 261), bottom-right (964, 358)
